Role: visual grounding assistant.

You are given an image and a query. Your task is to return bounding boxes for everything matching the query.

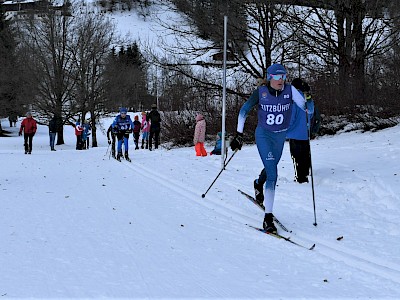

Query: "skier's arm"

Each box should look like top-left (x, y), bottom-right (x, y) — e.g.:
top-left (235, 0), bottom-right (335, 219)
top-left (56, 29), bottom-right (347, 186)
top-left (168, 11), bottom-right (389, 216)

top-left (236, 89), bottom-right (259, 134)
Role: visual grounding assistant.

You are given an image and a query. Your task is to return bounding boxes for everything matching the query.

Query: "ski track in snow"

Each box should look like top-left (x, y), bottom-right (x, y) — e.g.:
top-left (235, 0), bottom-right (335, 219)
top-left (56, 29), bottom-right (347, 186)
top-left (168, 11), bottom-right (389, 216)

top-left (119, 156), bottom-right (400, 286)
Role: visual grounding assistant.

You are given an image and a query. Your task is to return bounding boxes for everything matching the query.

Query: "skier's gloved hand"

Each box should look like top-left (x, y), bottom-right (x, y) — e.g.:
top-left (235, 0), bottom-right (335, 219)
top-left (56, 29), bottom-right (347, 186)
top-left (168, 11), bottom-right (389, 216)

top-left (108, 139), bottom-right (111, 145)
top-left (230, 132), bottom-right (243, 151)
top-left (19, 132), bottom-right (22, 136)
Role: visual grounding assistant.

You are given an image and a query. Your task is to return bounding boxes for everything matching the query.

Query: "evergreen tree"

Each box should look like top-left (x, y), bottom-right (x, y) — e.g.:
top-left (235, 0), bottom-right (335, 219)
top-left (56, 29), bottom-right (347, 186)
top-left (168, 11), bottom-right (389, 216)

top-left (0, 10), bottom-right (20, 133)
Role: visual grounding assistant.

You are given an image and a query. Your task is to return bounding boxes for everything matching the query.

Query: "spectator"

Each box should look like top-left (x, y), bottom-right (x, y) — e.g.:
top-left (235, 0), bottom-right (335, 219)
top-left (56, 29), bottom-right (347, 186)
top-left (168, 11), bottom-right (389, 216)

top-left (147, 104), bottom-right (161, 151)
top-left (75, 122), bottom-right (84, 150)
top-left (48, 116), bottom-right (58, 151)
top-left (19, 112), bottom-right (37, 154)
top-left (210, 132), bottom-right (222, 155)
top-left (193, 113), bottom-right (207, 156)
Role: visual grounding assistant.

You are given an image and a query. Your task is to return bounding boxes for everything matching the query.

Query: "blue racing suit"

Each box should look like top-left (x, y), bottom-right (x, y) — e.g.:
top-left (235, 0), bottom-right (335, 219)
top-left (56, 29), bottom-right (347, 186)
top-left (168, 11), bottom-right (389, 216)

top-left (112, 114), bottom-right (134, 153)
top-left (237, 84), bottom-right (306, 213)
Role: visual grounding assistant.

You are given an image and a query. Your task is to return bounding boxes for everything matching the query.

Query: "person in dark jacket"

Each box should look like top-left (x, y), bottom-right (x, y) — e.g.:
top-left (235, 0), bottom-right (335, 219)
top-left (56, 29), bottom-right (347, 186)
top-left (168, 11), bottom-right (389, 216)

top-left (107, 123), bottom-right (116, 158)
top-left (132, 115), bottom-right (141, 150)
top-left (48, 116), bottom-right (58, 151)
top-left (19, 112), bottom-right (37, 154)
top-left (9, 113), bottom-right (17, 127)
top-left (147, 104), bottom-right (161, 151)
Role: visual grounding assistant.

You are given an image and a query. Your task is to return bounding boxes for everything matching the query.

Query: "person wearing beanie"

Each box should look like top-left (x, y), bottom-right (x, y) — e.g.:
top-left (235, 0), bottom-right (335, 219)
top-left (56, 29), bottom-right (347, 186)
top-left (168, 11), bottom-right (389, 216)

top-left (132, 115), bottom-right (141, 150)
top-left (106, 123), bottom-right (117, 158)
top-left (193, 113), bottom-right (207, 156)
top-left (286, 78), bottom-right (315, 183)
top-left (74, 121), bottom-right (84, 150)
top-left (256, 78), bottom-right (316, 189)
top-left (112, 107), bottom-right (134, 161)
top-left (231, 63), bottom-right (311, 233)
top-left (147, 104), bottom-right (161, 150)
top-left (210, 132), bottom-right (222, 155)
top-left (19, 112), bottom-right (37, 154)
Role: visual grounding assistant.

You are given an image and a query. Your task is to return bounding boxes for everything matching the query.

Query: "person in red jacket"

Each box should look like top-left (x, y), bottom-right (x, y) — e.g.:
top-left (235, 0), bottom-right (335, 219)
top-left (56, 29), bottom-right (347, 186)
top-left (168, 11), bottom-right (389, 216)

top-left (74, 122), bottom-right (84, 150)
top-left (19, 112), bottom-right (37, 154)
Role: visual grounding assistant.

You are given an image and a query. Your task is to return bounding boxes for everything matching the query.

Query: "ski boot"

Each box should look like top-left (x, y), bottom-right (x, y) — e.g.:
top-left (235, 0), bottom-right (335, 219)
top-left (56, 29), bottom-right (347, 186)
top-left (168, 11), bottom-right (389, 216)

top-left (116, 152), bottom-right (122, 161)
top-left (263, 213), bottom-right (277, 233)
top-left (254, 180), bottom-right (264, 207)
top-left (125, 152), bottom-right (131, 162)
top-left (297, 176), bottom-right (309, 184)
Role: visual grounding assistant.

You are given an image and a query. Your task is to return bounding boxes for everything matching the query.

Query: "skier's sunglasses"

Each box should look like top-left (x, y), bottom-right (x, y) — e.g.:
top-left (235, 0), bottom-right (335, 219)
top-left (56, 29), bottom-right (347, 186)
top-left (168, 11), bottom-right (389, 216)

top-left (270, 74), bottom-right (286, 80)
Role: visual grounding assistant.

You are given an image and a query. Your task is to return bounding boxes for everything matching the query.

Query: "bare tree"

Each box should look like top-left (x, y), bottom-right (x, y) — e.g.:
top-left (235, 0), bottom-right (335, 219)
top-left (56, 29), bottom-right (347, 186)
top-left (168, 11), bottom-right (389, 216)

top-left (284, 0), bottom-right (400, 109)
top-left (0, 10), bottom-right (21, 135)
top-left (16, 10), bottom-right (76, 144)
top-left (69, 13), bottom-right (117, 147)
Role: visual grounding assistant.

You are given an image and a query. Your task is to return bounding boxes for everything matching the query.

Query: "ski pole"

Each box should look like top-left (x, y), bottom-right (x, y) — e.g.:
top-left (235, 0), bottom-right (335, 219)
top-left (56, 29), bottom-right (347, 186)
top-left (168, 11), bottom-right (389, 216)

top-left (306, 103), bottom-right (317, 226)
top-left (105, 142), bottom-right (111, 157)
top-left (201, 149), bottom-right (238, 198)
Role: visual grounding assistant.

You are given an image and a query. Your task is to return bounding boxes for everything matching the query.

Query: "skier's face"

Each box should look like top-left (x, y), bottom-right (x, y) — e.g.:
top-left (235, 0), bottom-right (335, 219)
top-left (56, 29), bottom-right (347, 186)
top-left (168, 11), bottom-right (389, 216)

top-left (121, 112), bottom-right (126, 118)
top-left (270, 75), bottom-right (285, 90)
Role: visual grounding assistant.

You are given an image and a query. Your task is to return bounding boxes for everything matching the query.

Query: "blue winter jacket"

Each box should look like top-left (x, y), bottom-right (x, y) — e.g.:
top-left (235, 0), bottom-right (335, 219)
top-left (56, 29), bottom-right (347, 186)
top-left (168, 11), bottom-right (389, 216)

top-left (286, 97), bottom-right (314, 140)
top-left (112, 114), bottom-right (134, 132)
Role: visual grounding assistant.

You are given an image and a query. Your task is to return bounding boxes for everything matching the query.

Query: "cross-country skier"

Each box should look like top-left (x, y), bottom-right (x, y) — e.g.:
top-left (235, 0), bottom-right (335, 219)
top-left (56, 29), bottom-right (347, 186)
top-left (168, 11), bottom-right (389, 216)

top-left (254, 78), bottom-right (315, 198)
top-left (107, 123), bottom-right (116, 158)
top-left (112, 107), bottom-right (134, 161)
top-left (231, 63), bottom-right (310, 233)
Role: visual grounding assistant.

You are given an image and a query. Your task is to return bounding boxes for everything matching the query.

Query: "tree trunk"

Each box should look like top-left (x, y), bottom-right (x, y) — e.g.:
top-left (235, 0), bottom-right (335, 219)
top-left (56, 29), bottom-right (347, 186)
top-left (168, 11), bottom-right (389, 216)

top-left (352, 0), bottom-right (366, 103)
top-left (90, 110), bottom-right (98, 148)
top-left (55, 116), bottom-right (64, 145)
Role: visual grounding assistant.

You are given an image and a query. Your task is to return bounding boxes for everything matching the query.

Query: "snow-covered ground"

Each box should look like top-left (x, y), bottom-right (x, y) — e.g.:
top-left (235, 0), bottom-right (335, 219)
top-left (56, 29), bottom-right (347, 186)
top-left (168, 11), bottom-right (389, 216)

top-left (1, 116), bottom-right (400, 298)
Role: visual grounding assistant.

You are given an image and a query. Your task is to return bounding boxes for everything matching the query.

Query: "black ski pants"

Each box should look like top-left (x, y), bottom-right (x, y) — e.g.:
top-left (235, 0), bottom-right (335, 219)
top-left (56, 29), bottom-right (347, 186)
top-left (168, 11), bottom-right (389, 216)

top-left (289, 139), bottom-right (311, 182)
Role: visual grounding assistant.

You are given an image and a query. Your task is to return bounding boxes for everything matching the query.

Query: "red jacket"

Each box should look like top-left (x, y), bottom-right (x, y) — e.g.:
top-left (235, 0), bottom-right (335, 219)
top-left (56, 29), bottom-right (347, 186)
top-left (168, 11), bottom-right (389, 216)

top-left (75, 125), bottom-right (83, 136)
top-left (19, 117), bottom-right (37, 134)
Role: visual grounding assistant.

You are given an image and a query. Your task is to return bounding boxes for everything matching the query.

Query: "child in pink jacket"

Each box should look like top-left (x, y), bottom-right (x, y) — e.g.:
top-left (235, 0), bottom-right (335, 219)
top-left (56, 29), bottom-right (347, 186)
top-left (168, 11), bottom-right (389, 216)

top-left (141, 112), bottom-right (150, 149)
top-left (193, 114), bottom-right (207, 156)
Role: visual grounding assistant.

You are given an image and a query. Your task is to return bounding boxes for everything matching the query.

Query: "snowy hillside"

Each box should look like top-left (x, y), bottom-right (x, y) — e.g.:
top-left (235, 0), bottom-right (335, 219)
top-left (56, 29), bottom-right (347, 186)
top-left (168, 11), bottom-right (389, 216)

top-left (1, 116), bottom-right (400, 298)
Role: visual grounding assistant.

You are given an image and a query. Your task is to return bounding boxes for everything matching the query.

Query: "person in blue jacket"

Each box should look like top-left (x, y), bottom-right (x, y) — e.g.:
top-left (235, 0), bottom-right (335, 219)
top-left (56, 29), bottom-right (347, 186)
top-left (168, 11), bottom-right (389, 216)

top-left (82, 121), bottom-right (91, 150)
top-left (210, 132), bottom-right (222, 155)
top-left (286, 78), bottom-right (314, 183)
top-left (112, 107), bottom-right (134, 161)
top-left (230, 63), bottom-right (309, 233)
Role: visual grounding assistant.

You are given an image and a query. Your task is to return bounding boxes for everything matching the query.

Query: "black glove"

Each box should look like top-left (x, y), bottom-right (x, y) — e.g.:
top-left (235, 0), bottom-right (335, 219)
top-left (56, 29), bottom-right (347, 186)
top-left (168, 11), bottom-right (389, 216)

top-left (19, 132), bottom-right (22, 136)
top-left (230, 132), bottom-right (243, 151)
top-left (108, 139), bottom-right (111, 145)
